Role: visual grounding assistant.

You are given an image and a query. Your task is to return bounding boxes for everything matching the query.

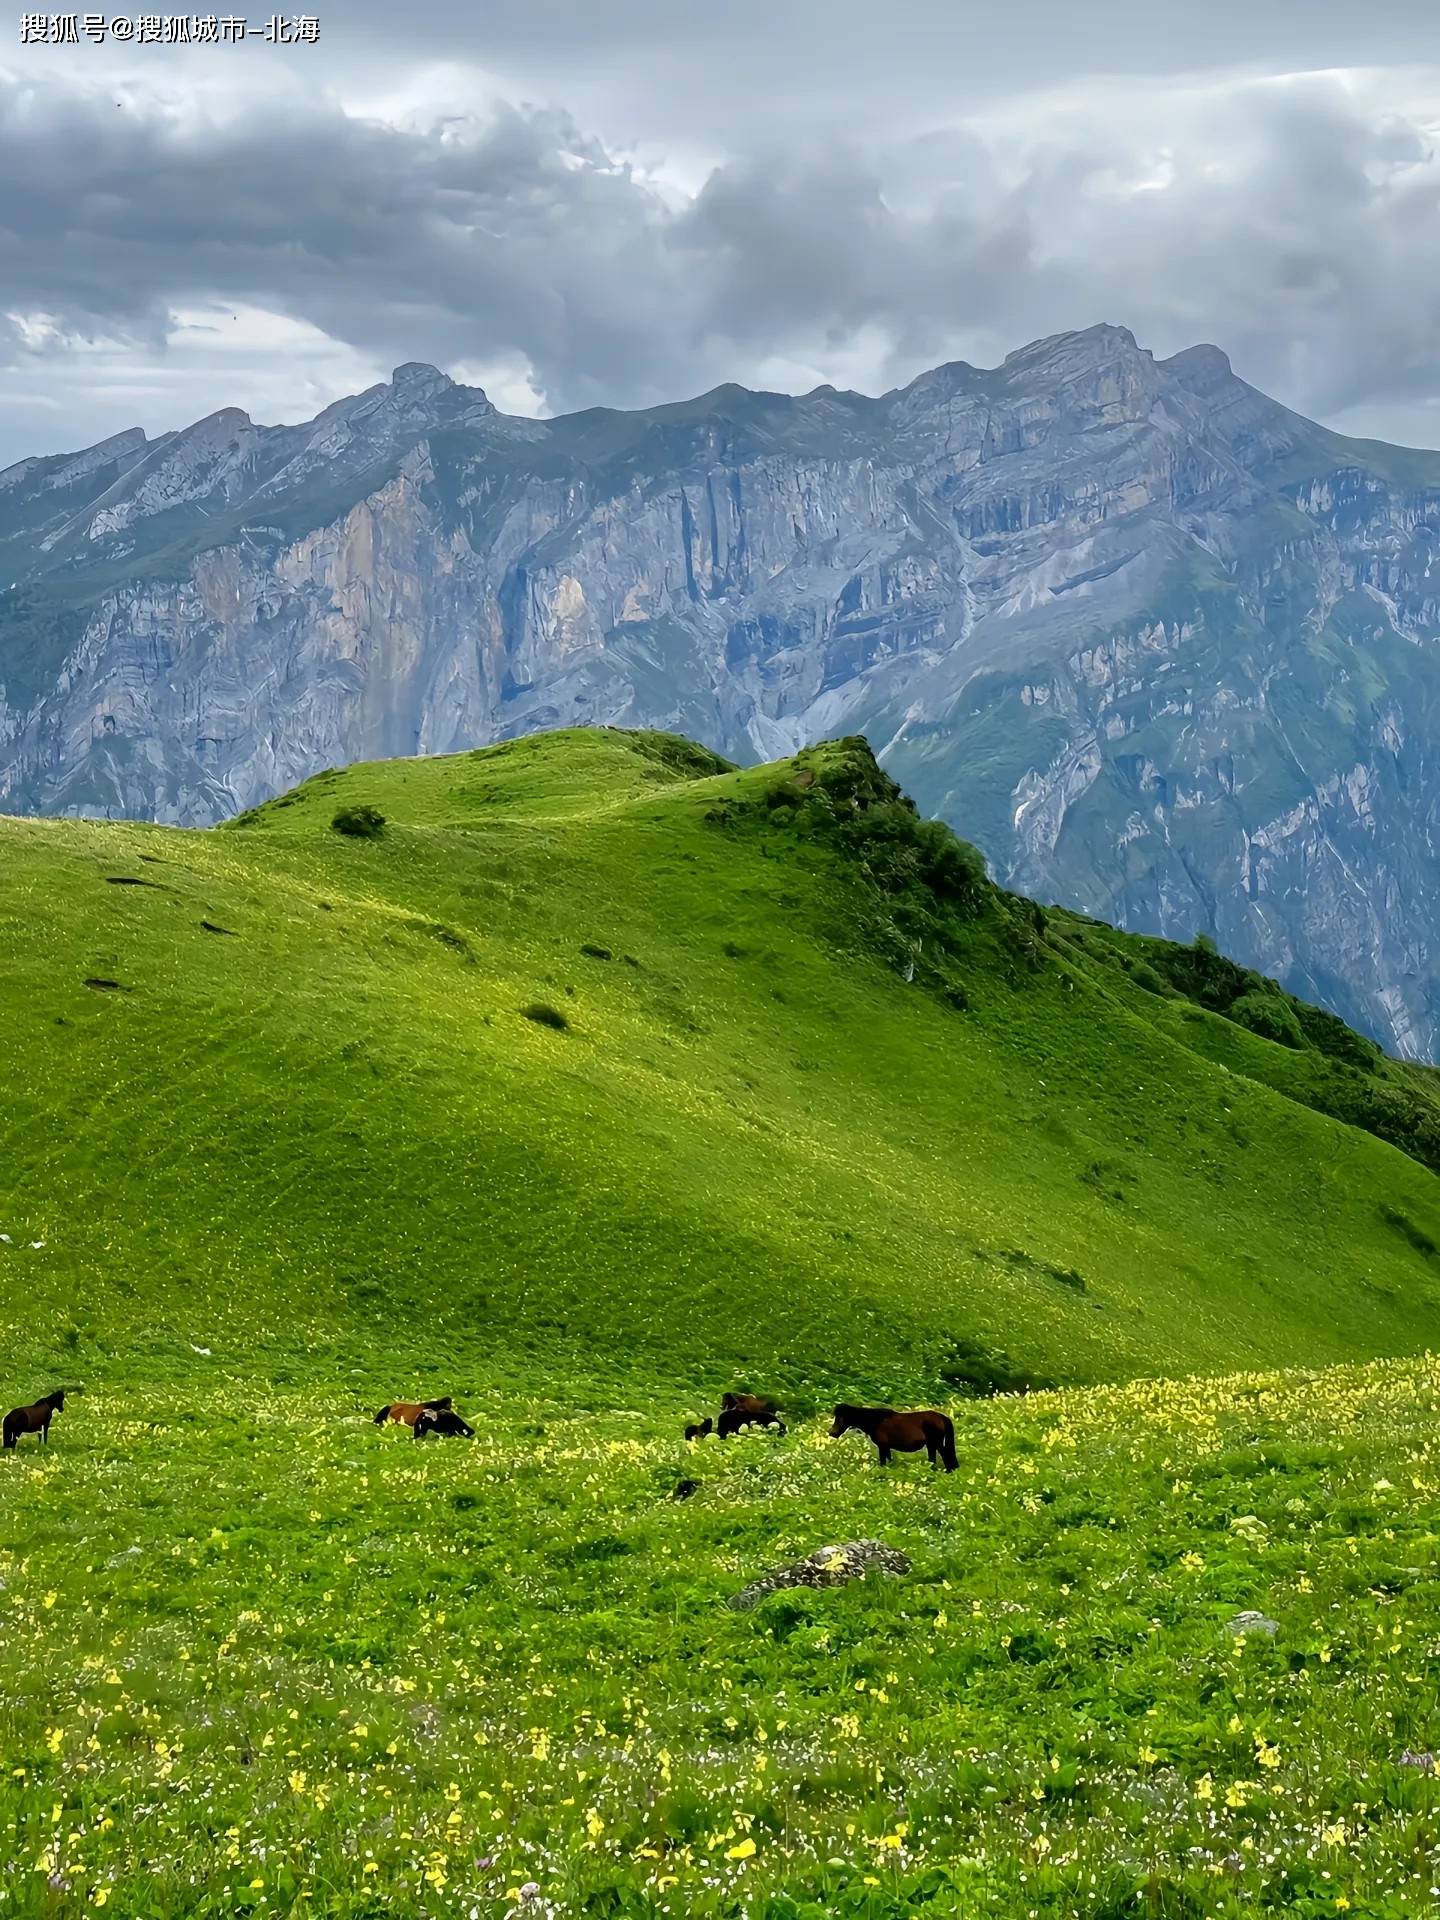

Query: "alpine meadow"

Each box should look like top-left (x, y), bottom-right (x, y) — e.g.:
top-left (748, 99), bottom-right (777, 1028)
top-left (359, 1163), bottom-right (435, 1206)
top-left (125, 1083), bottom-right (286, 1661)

top-left (5, 725), bottom-right (1440, 1919)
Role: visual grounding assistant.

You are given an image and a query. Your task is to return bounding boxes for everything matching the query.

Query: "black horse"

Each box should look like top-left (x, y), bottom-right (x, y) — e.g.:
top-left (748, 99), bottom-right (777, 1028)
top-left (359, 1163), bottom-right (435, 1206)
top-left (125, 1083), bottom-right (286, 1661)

top-left (716, 1393), bottom-right (786, 1438)
top-left (414, 1408), bottom-right (475, 1440)
top-left (684, 1394), bottom-right (786, 1442)
top-left (3, 1388), bottom-right (67, 1450)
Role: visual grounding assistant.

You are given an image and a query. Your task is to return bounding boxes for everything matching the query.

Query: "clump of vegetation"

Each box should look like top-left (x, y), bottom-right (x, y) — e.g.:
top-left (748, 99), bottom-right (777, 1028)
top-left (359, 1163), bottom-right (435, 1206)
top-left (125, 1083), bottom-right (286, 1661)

top-left (1294, 999), bottom-right (1380, 1070)
top-left (1229, 987), bottom-right (1305, 1049)
top-left (1381, 1204), bottom-right (1438, 1258)
top-left (410, 919), bottom-right (474, 962)
top-left (620, 730), bottom-right (735, 781)
top-left (938, 1335), bottom-right (1052, 1396)
top-left (726, 738), bottom-right (999, 1008)
top-left (330, 804), bottom-right (386, 839)
top-left (521, 1002), bottom-right (570, 1031)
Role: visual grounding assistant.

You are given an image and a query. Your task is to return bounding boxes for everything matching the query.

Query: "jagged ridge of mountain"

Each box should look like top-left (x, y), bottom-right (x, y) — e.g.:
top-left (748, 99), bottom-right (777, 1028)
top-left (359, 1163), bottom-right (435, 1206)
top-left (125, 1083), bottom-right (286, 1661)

top-left (3, 325), bottom-right (1438, 1058)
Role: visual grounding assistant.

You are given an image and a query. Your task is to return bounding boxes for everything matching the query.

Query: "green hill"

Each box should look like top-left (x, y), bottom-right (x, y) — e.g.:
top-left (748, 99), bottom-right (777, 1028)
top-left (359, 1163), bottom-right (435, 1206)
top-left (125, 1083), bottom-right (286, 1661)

top-left (8, 727), bottom-right (1440, 1920)
top-left (3, 725), bottom-right (1439, 1400)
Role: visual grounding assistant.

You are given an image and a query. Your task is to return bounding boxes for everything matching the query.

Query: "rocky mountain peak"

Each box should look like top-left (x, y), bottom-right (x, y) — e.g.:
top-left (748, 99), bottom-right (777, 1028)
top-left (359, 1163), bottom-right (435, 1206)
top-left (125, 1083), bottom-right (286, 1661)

top-left (1001, 322), bottom-right (1143, 370)
top-left (1160, 342), bottom-right (1238, 395)
top-left (389, 362), bottom-right (460, 405)
top-left (5, 325), bottom-right (1440, 1060)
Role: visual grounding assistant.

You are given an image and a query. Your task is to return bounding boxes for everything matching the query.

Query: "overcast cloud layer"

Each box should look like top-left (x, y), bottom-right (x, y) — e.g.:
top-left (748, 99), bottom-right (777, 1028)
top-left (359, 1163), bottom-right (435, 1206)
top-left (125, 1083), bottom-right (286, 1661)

top-left (3, 1), bottom-right (1440, 465)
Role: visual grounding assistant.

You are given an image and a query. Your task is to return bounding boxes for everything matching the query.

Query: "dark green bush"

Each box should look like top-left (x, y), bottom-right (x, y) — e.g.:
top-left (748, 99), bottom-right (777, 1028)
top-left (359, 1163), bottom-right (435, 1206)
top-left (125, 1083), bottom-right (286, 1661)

top-left (1295, 1000), bottom-right (1380, 1071)
top-left (939, 1337), bottom-right (1051, 1397)
top-left (1230, 989), bottom-right (1304, 1049)
top-left (763, 778), bottom-right (806, 812)
top-left (331, 804), bottom-right (386, 840)
top-left (1380, 1205), bottom-right (1438, 1258)
top-left (521, 1003), bottom-right (569, 1031)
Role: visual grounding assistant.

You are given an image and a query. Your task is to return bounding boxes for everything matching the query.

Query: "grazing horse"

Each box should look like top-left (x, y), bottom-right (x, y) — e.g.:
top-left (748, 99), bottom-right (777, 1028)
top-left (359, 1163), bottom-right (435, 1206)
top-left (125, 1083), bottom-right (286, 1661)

top-left (717, 1392), bottom-right (786, 1439)
top-left (413, 1408), bottom-right (475, 1440)
top-left (374, 1396), bottom-right (452, 1429)
top-left (3, 1388), bottom-right (67, 1450)
top-left (830, 1403), bottom-right (958, 1471)
top-left (684, 1417), bottom-right (713, 1441)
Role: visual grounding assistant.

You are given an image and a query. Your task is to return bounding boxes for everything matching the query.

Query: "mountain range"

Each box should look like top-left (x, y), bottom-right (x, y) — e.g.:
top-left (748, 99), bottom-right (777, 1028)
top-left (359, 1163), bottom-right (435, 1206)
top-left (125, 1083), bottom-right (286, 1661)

top-left (3, 324), bottom-right (1438, 1058)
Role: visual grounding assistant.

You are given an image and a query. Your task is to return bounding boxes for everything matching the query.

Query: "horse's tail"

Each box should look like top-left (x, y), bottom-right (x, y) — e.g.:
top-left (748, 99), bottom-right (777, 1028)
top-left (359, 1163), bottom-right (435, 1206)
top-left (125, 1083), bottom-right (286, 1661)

top-left (939, 1417), bottom-right (958, 1472)
top-left (373, 1405), bottom-right (391, 1425)
top-left (2, 1416), bottom-right (16, 1450)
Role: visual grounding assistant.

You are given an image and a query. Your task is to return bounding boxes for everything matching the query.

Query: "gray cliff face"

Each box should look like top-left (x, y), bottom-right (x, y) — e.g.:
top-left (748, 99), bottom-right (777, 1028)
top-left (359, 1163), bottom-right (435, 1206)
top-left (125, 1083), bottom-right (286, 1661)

top-left (2, 327), bottom-right (1439, 1058)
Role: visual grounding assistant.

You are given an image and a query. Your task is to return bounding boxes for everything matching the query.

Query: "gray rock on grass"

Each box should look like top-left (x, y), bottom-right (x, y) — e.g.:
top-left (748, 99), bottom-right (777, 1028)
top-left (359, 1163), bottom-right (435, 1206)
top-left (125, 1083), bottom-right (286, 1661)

top-left (1225, 1610), bottom-right (1279, 1638)
top-left (729, 1539), bottom-right (910, 1612)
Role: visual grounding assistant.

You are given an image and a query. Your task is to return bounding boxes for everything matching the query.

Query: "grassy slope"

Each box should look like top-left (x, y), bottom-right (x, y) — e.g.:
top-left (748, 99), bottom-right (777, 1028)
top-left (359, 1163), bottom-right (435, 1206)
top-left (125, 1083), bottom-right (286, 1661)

top-left (3, 726), bottom-right (1440, 1402)
top-left (8, 728), bottom-right (1440, 1920)
top-left (5, 1357), bottom-right (1440, 1919)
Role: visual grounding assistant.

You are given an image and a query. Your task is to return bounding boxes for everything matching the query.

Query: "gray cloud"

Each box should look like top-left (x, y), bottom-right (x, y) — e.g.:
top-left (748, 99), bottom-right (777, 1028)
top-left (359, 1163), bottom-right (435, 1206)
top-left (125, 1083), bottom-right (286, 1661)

top-left (2, 58), bottom-right (1439, 463)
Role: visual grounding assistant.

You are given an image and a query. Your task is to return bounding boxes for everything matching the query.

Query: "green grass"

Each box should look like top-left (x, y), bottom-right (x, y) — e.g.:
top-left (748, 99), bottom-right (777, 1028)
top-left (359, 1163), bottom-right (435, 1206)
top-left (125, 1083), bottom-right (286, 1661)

top-left (5, 725), bottom-right (1440, 1916)
top-left (6, 1361), bottom-right (1440, 1917)
top-left (3, 726), bottom-right (1440, 1395)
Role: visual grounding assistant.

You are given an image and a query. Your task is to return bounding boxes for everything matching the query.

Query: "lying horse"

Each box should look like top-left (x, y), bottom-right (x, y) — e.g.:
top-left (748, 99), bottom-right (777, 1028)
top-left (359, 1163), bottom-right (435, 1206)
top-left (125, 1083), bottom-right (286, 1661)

top-left (830, 1403), bottom-right (957, 1471)
top-left (414, 1408), bottom-right (474, 1440)
top-left (683, 1394), bottom-right (785, 1443)
top-left (717, 1392), bottom-right (786, 1439)
top-left (374, 1396), bottom-right (452, 1429)
top-left (3, 1388), bottom-right (67, 1450)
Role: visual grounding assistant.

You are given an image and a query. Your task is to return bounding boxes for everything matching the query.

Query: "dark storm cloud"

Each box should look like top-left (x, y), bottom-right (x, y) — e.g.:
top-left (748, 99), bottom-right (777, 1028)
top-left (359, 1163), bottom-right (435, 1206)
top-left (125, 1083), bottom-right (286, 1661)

top-left (1, 56), bottom-right (1439, 461)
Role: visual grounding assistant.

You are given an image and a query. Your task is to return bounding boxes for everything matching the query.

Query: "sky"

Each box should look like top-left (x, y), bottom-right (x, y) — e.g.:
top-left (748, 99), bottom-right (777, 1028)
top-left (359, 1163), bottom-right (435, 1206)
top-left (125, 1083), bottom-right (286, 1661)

top-left (2, 0), bottom-right (1439, 466)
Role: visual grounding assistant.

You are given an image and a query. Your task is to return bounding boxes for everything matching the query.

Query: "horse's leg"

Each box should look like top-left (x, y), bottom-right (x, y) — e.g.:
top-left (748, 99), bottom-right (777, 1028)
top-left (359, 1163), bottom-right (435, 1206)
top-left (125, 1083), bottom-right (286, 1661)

top-left (877, 1443), bottom-right (891, 1467)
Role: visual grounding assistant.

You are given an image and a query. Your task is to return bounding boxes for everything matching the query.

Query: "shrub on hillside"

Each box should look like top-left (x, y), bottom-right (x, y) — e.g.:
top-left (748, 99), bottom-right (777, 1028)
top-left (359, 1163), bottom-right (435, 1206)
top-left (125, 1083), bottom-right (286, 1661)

top-left (834, 802), bottom-right (990, 915)
top-left (940, 1336), bottom-right (1052, 1397)
top-left (1295, 999), bottom-right (1380, 1071)
top-left (763, 777), bottom-right (806, 811)
top-left (521, 1002), bottom-right (570, 1032)
top-left (1161, 931), bottom-right (1252, 1011)
top-left (331, 804), bottom-right (386, 840)
top-left (1381, 1205), bottom-right (1438, 1258)
top-left (1230, 989), bottom-right (1304, 1049)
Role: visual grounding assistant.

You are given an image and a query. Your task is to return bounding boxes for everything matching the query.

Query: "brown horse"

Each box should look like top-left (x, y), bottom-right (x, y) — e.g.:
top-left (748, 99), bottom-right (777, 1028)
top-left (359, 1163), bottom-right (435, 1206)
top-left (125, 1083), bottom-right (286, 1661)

top-left (373, 1396), bottom-right (452, 1429)
top-left (830, 1403), bottom-right (957, 1471)
top-left (3, 1388), bottom-right (67, 1450)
